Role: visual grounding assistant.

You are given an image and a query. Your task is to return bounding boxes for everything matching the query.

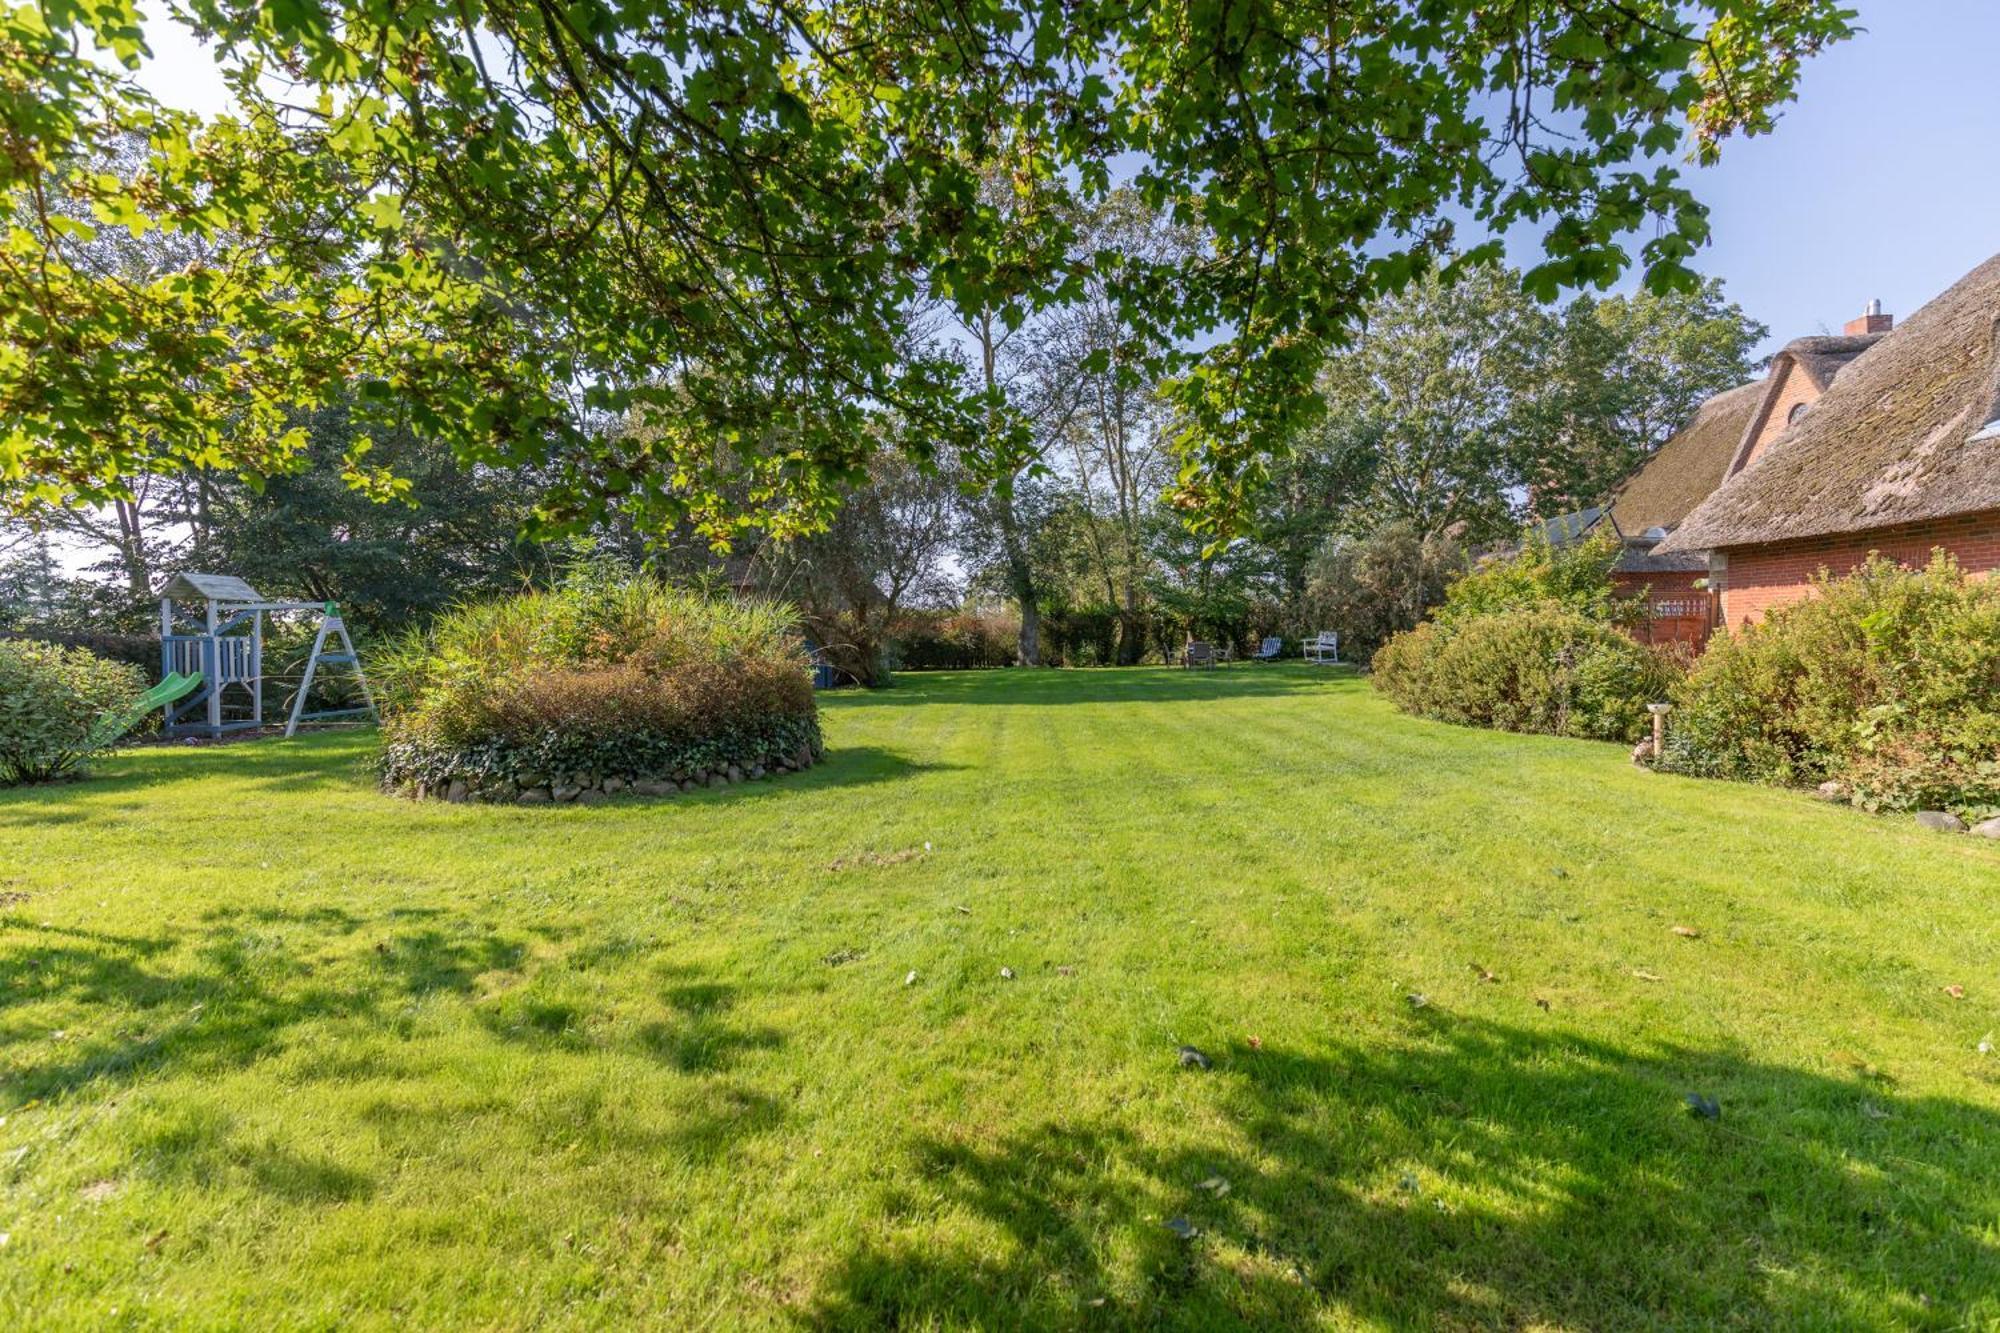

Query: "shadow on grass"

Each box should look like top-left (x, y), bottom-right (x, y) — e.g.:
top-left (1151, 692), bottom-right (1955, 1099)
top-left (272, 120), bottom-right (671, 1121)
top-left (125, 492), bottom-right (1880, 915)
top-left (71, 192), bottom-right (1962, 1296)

top-left (805, 1014), bottom-right (2000, 1328)
top-left (820, 664), bottom-right (1361, 710)
top-left (0, 729), bottom-right (381, 821)
top-left (0, 738), bottom-right (950, 822)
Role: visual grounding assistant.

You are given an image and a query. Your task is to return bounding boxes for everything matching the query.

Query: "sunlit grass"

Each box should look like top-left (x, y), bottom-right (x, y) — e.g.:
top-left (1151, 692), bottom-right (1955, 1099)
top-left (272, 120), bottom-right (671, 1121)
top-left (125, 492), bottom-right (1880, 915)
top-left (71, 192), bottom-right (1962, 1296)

top-left (3, 665), bottom-right (1997, 1328)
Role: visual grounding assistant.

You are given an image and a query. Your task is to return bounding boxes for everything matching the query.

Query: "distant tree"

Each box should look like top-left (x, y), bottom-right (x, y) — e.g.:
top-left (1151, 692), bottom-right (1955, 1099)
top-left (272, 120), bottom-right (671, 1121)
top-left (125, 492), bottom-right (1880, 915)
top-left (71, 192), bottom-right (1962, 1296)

top-left (1277, 265), bottom-right (1767, 547)
top-left (1525, 280), bottom-right (1768, 512)
top-left (188, 400), bottom-right (554, 636)
top-left (1302, 524), bottom-right (1468, 662)
top-left (761, 452), bottom-right (964, 688)
top-left (1304, 265), bottom-right (1552, 545)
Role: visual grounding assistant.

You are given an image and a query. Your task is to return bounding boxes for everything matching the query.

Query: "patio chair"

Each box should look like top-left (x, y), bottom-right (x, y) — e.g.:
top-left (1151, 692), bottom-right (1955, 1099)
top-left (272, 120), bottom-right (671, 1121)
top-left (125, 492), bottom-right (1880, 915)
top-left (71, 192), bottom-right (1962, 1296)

top-left (1181, 640), bottom-right (1219, 669)
top-left (1302, 631), bottom-right (1340, 664)
top-left (1251, 636), bottom-right (1283, 662)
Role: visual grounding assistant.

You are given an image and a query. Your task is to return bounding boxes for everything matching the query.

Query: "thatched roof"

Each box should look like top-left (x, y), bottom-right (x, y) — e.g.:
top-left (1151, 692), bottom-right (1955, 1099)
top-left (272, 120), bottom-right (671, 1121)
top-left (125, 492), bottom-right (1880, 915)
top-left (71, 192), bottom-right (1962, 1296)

top-left (1606, 380), bottom-right (1766, 538)
top-left (1661, 253), bottom-right (2000, 553)
top-left (1781, 334), bottom-right (1882, 392)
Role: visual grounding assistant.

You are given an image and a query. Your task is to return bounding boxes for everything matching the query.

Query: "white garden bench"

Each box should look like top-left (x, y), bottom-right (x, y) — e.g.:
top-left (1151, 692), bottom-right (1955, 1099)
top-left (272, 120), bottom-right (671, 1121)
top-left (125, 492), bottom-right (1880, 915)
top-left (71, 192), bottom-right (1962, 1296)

top-left (1302, 631), bottom-right (1340, 664)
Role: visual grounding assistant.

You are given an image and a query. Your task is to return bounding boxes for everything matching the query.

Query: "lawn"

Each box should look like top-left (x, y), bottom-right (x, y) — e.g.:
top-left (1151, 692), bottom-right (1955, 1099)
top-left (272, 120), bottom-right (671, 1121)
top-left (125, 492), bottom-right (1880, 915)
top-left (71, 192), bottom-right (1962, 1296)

top-left (3, 665), bottom-right (1998, 1329)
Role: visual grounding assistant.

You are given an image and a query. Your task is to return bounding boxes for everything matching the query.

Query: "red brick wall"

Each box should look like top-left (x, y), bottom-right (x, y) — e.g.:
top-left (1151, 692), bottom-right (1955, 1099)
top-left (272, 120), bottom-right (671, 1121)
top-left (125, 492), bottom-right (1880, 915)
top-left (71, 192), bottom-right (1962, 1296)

top-left (1715, 509), bottom-right (2000, 628)
top-left (1739, 361), bottom-right (1818, 473)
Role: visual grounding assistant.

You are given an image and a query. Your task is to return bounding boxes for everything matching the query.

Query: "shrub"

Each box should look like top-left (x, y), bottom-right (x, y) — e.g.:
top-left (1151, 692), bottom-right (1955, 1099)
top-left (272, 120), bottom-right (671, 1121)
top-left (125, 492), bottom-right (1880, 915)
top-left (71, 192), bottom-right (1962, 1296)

top-left (1439, 529), bottom-right (1632, 626)
top-left (1373, 605), bottom-right (1685, 743)
top-left (0, 639), bottom-right (148, 785)
top-left (1662, 554), bottom-right (2000, 817)
top-left (374, 568), bottom-right (820, 800)
top-left (891, 609), bottom-right (1019, 671)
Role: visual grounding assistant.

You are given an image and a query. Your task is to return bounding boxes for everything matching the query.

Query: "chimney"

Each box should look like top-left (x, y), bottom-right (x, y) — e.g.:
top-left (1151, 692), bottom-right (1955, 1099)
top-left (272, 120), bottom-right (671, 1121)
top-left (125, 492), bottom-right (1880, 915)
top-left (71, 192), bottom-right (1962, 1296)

top-left (1845, 298), bottom-right (1893, 336)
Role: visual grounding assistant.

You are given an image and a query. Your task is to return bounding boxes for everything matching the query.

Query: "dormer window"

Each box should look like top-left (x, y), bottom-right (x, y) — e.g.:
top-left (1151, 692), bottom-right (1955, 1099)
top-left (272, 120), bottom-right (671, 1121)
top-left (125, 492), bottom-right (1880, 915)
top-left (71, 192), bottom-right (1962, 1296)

top-left (1788, 402), bottom-right (1810, 426)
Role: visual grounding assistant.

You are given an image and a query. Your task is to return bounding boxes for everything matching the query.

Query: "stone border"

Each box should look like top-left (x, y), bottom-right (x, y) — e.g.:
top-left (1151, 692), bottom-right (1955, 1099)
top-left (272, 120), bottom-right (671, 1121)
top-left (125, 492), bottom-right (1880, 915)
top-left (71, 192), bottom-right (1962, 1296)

top-left (401, 743), bottom-right (821, 805)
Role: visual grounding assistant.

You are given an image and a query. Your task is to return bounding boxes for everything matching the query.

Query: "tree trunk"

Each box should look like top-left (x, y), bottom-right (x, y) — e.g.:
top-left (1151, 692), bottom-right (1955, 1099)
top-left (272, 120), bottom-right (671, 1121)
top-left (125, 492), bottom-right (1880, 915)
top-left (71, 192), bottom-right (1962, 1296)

top-left (995, 487), bottom-right (1040, 666)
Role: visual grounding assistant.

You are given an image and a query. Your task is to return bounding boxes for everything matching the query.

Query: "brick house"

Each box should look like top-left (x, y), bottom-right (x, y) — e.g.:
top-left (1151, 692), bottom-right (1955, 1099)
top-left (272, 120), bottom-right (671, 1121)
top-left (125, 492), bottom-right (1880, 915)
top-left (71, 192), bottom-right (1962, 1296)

top-left (1658, 253), bottom-right (2000, 628)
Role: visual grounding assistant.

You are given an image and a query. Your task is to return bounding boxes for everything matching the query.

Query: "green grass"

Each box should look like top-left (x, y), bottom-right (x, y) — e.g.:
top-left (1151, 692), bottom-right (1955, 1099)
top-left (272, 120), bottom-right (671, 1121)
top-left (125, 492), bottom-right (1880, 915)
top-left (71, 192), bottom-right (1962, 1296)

top-left (4, 665), bottom-right (1998, 1329)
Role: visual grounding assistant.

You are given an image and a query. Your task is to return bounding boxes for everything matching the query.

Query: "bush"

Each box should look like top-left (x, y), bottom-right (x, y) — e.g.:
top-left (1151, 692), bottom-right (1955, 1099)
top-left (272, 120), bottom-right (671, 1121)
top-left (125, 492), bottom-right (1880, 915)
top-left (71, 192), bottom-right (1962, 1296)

top-left (891, 609), bottom-right (1019, 671)
top-left (1661, 554), bottom-right (2000, 817)
top-left (0, 640), bottom-right (148, 785)
top-left (1373, 605), bottom-right (1685, 743)
top-left (373, 567), bottom-right (820, 800)
top-left (0, 629), bottom-right (158, 677)
top-left (1439, 530), bottom-right (1633, 626)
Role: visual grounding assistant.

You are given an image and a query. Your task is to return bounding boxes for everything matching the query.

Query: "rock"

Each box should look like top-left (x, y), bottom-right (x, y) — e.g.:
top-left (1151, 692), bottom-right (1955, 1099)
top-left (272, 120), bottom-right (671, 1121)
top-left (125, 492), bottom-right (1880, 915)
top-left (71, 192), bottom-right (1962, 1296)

top-left (1915, 810), bottom-right (1967, 833)
top-left (1972, 817), bottom-right (2000, 839)
top-left (794, 746), bottom-right (813, 769)
top-left (575, 789), bottom-right (607, 806)
top-left (631, 779), bottom-right (674, 797)
top-left (707, 773), bottom-right (727, 789)
top-left (749, 764), bottom-right (766, 780)
top-left (517, 788), bottom-right (552, 805)
top-left (601, 776), bottom-right (627, 794)
top-left (552, 783), bottom-right (582, 803)
top-left (445, 779), bottom-right (469, 803)
top-left (726, 764), bottom-right (744, 783)
top-left (1814, 780), bottom-right (1846, 802)
top-left (680, 779), bottom-right (698, 792)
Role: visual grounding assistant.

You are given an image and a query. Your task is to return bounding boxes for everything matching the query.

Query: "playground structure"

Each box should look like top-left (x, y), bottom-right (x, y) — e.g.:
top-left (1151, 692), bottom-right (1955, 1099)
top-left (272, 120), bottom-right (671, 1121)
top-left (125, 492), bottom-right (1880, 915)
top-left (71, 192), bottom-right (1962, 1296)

top-left (157, 572), bottom-right (376, 739)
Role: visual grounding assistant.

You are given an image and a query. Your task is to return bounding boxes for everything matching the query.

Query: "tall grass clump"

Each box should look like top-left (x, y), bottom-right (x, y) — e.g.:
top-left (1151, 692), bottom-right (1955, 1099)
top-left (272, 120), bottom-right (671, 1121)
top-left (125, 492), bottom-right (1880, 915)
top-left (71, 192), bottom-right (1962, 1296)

top-left (375, 565), bottom-right (820, 802)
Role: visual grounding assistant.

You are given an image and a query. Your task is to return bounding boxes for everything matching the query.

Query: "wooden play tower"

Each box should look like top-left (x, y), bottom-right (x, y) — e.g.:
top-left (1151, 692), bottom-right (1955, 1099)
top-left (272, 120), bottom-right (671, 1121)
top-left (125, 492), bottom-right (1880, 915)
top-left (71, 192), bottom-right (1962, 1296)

top-left (157, 572), bottom-right (376, 738)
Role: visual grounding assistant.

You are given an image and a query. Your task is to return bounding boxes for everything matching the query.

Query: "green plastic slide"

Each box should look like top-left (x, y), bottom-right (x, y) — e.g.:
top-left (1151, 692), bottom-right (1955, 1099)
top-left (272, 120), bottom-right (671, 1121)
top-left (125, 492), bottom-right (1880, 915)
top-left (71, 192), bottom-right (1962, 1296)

top-left (87, 671), bottom-right (202, 749)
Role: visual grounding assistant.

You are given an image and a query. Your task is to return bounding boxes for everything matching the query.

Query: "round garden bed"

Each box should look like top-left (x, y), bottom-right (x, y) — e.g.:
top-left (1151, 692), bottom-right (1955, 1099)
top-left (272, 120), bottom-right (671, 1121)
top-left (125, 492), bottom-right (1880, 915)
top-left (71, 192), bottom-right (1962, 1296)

top-left (375, 571), bottom-right (821, 805)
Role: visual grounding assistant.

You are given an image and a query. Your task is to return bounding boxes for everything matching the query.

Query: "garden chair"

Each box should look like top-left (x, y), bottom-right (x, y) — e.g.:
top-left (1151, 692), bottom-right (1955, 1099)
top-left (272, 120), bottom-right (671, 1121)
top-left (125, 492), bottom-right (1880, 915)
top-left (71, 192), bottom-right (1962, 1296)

top-left (1251, 636), bottom-right (1283, 662)
top-left (1181, 640), bottom-right (1218, 669)
top-left (1302, 631), bottom-right (1340, 664)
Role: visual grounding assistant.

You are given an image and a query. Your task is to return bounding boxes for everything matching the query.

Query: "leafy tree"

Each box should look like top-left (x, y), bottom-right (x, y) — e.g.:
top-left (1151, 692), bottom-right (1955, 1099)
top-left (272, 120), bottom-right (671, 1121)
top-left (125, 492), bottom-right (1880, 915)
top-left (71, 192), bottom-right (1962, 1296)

top-left (1304, 265), bottom-right (1553, 544)
top-left (759, 451), bottom-right (963, 687)
top-left (187, 399), bottom-right (555, 636)
top-left (4, 1), bottom-right (1855, 546)
top-left (1303, 523), bottom-right (1468, 662)
top-left (1524, 279), bottom-right (1768, 512)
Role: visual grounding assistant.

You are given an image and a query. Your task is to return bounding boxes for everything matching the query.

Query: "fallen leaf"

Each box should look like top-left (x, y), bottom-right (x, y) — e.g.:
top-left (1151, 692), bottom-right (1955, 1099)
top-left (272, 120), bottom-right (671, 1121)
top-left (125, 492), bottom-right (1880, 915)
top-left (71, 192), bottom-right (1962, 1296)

top-left (903, 970), bottom-right (918, 986)
top-left (1671, 925), bottom-right (1701, 939)
top-left (1055, 965), bottom-right (1075, 978)
top-left (1246, 1034), bottom-right (1263, 1050)
top-left (999, 966), bottom-right (1015, 980)
top-left (1633, 969), bottom-right (1663, 983)
top-left (1406, 992), bottom-right (1430, 1008)
top-left (1469, 963), bottom-right (1500, 984)
top-left (1943, 984), bottom-right (1966, 1000)
top-left (1860, 1101), bottom-right (1892, 1121)
top-left (144, 1229), bottom-right (168, 1253)
top-left (1197, 1176), bottom-right (1231, 1196)
top-left (1534, 996), bottom-right (1551, 1011)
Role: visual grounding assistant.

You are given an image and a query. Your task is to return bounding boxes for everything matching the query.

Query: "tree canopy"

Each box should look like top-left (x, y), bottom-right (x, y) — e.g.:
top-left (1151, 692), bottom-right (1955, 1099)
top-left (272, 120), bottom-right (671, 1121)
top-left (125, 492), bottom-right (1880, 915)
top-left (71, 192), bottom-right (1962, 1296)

top-left (3, 0), bottom-right (1853, 544)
